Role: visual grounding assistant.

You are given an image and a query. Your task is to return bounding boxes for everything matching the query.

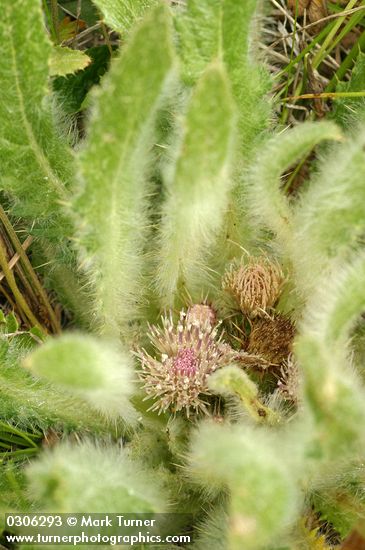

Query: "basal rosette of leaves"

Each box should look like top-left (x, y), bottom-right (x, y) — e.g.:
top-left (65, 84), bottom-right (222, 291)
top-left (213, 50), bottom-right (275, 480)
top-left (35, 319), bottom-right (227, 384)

top-left (1, 1), bottom-right (365, 549)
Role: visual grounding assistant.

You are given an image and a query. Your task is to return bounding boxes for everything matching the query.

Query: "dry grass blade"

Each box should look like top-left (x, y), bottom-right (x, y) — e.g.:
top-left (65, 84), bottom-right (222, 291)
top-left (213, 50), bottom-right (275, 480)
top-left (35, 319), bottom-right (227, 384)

top-left (264, 0), bottom-right (365, 123)
top-left (0, 206), bottom-right (61, 334)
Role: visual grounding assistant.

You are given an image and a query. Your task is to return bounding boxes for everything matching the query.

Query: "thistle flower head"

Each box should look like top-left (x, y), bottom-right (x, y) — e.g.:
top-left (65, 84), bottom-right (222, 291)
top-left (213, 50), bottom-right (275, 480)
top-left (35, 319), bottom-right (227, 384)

top-left (137, 308), bottom-right (232, 416)
top-left (222, 257), bottom-right (284, 317)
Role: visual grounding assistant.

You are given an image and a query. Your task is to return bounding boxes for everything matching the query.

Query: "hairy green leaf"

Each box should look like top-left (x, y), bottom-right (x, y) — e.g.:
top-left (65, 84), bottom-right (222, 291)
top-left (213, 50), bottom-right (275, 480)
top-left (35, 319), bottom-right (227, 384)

top-left (24, 334), bottom-right (137, 423)
top-left (300, 252), bottom-right (365, 350)
top-left (75, 4), bottom-right (175, 335)
top-left (0, 0), bottom-right (72, 219)
top-left (93, 0), bottom-right (158, 32)
top-left (188, 422), bottom-right (299, 549)
top-left (0, 339), bottom-right (108, 434)
top-left (0, 0), bottom-right (87, 319)
top-left (176, 0), bottom-right (270, 152)
top-left (208, 366), bottom-right (280, 425)
top-left (155, 63), bottom-right (236, 306)
top-left (27, 441), bottom-right (168, 512)
top-left (332, 53), bottom-right (365, 128)
top-left (52, 45), bottom-right (111, 115)
top-left (295, 253), bottom-right (365, 457)
top-left (49, 46), bottom-right (91, 77)
top-left (247, 121), bottom-right (342, 251)
top-left (295, 334), bottom-right (365, 457)
top-left (292, 127), bottom-right (365, 297)
top-left (221, 0), bottom-right (271, 153)
top-left (175, 0), bottom-right (273, 267)
top-left (174, 0), bottom-right (221, 84)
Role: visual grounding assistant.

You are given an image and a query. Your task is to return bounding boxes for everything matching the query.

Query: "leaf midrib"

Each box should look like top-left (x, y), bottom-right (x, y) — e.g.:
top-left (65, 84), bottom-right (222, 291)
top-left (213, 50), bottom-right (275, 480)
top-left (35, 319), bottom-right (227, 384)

top-left (9, 30), bottom-right (66, 200)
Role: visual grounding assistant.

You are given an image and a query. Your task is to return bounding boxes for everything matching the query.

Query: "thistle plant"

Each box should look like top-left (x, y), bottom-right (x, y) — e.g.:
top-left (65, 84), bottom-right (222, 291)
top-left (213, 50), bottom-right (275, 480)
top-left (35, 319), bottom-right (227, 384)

top-left (137, 308), bottom-right (232, 416)
top-left (1, 1), bottom-right (365, 549)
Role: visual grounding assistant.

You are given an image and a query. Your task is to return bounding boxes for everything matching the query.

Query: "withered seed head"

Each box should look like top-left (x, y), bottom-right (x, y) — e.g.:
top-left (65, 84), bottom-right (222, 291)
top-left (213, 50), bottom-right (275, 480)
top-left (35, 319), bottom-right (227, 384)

top-left (222, 257), bottom-right (284, 318)
top-left (136, 308), bottom-right (233, 417)
top-left (246, 314), bottom-right (295, 365)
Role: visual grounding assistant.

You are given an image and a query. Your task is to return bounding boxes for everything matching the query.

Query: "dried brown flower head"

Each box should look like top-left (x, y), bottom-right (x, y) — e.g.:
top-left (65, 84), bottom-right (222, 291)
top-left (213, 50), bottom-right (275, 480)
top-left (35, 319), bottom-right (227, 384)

top-left (137, 308), bottom-right (233, 416)
top-left (247, 314), bottom-right (296, 365)
top-left (222, 257), bottom-right (284, 318)
top-left (287, 0), bottom-right (327, 24)
top-left (287, 0), bottom-right (310, 17)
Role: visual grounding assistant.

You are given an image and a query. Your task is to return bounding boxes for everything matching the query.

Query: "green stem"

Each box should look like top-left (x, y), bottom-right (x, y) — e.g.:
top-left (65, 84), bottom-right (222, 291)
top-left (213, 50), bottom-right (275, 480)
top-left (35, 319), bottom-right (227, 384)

top-left (283, 153), bottom-right (309, 194)
top-left (0, 448), bottom-right (39, 459)
top-left (0, 433), bottom-right (37, 447)
top-left (42, 0), bottom-right (57, 42)
top-left (281, 0), bottom-right (300, 124)
top-left (282, 91), bottom-right (365, 101)
top-left (50, 0), bottom-right (60, 44)
top-left (326, 29), bottom-right (365, 92)
top-left (209, 367), bottom-right (282, 426)
top-left (312, 0), bottom-right (359, 69)
top-left (0, 422), bottom-right (42, 447)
